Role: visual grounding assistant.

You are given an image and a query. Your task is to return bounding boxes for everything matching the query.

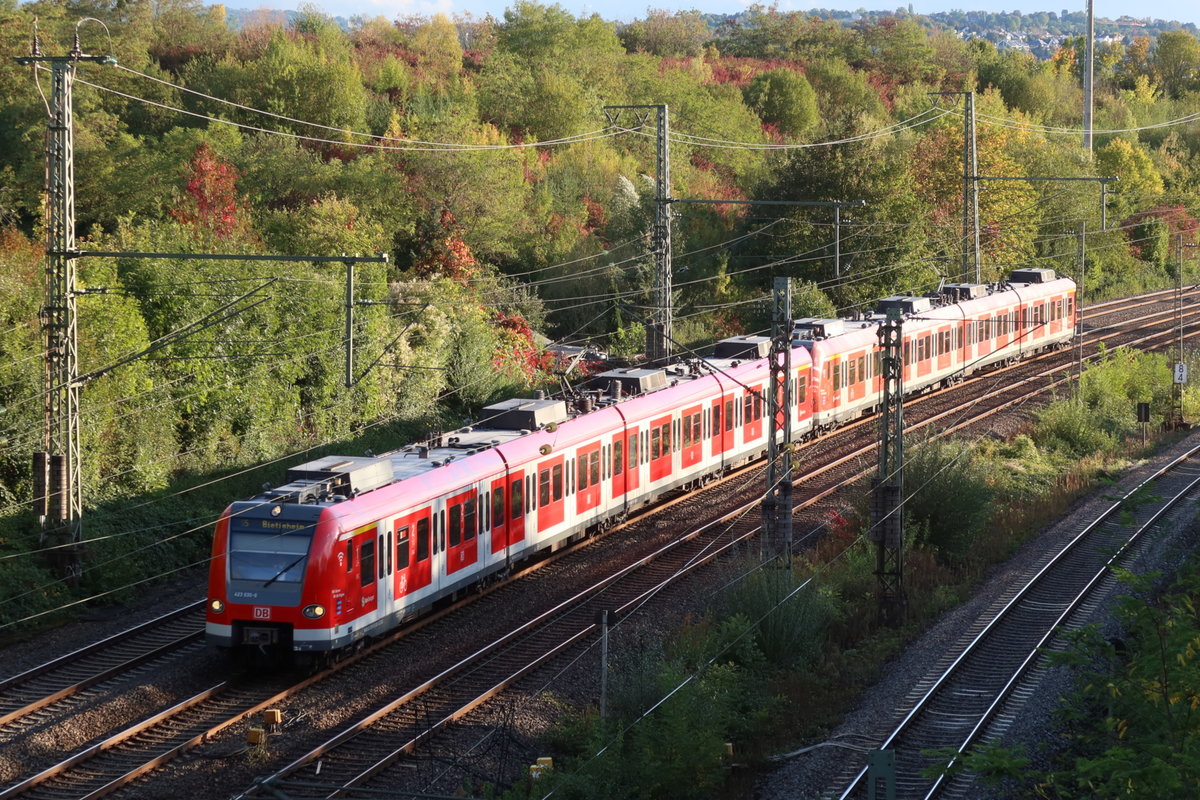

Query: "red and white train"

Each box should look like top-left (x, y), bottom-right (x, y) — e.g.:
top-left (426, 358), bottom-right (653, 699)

top-left (206, 268), bottom-right (1075, 662)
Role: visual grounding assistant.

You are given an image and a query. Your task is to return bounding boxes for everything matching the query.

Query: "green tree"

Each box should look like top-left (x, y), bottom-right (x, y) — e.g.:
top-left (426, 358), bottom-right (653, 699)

top-left (1153, 30), bottom-right (1200, 99)
top-left (743, 68), bottom-right (819, 137)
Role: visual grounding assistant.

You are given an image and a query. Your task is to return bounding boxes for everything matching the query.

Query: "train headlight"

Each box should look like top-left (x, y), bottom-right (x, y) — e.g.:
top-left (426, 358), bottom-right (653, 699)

top-left (209, 598), bottom-right (225, 614)
top-left (302, 604), bottom-right (326, 619)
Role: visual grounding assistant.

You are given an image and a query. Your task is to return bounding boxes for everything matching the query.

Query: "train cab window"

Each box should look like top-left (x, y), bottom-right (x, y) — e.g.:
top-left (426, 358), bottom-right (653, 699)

top-left (346, 540), bottom-right (354, 573)
top-left (712, 404), bottom-right (722, 435)
top-left (511, 480), bottom-right (524, 519)
top-left (797, 375), bottom-right (807, 404)
top-left (417, 518), bottom-right (430, 561)
top-left (449, 504), bottom-right (462, 547)
top-left (614, 441), bottom-right (624, 475)
top-left (396, 526), bottom-right (410, 570)
top-left (552, 464), bottom-right (563, 501)
top-left (465, 497), bottom-right (476, 540)
top-left (493, 488), bottom-right (505, 528)
top-left (725, 400), bottom-right (734, 431)
top-left (360, 538), bottom-right (375, 588)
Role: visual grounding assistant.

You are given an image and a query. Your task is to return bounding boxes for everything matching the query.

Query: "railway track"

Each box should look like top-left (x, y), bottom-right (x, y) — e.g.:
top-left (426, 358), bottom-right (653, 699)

top-left (0, 604), bottom-right (203, 732)
top-left (2, 285), bottom-right (1198, 798)
top-left (834, 441), bottom-right (1200, 800)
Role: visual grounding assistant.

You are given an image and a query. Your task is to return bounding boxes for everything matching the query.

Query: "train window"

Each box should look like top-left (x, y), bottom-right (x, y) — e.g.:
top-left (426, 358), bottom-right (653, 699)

top-left (512, 480), bottom-right (524, 519)
top-left (663, 422), bottom-right (672, 454)
top-left (629, 435), bottom-right (638, 468)
top-left (465, 496), bottom-right (477, 540)
top-left (602, 446), bottom-right (609, 479)
top-left (847, 358), bottom-right (856, 386)
top-left (360, 538), bottom-right (375, 588)
top-left (439, 510), bottom-right (445, 553)
top-left (449, 504), bottom-right (461, 547)
top-left (725, 400), bottom-right (734, 431)
top-left (493, 488), bottom-right (505, 528)
top-left (387, 532), bottom-right (393, 575)
top-left (691, 413), bottom-right (701, 444)
top-left (396, 526), bottom-right (410, 570)
top-left (577, 455), bottom-right (588, 490)
top-left (552, 464), bottom-right (563, 501)
top-left (712, 404), bottom-right (722, 435)
top-left (417, 518), bottom-right (430, 561)
top-left (614, 441), bottom-right (624, 475)
top-left (673, 420), bottom-right (680, 451)
top-left (651, 428), bottom-right (661, 460)
top-left (568, 460), bottom-right (574, 494)
top-left (743, 394), bottom-right (753, 423)
top-left (589, 451), bottom-right (600, 485)
top-left (682, 416), bottom-right (692, 447)
top-left (753, 393), bottom-right (762, 421)
top-left (527, 475), bottom-right (534, 512)
top-left (376, 536), bottom-right (385, 580)
top-left (482, 492), bottom-right (489, 529)
top-left (539, 468), bottom-right (550, 507)
top-left (346, 540), bottom-right (354, 573)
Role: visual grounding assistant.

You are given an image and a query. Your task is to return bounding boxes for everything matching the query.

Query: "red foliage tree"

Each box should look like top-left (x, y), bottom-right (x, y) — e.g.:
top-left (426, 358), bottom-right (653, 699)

top-left (170, 143), bottom-right (243, 238)
top-left (412, 207), bottom-right (479, 282)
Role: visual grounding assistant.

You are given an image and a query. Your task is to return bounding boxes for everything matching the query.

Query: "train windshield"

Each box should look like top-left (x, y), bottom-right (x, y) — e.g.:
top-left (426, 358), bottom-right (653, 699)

top-left (228, 513), bottom-right (317, 584)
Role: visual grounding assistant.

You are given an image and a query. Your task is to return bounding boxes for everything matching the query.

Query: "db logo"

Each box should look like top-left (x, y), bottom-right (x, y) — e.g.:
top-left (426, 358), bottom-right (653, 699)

top-left (253, 607), bottom-right (271, 619)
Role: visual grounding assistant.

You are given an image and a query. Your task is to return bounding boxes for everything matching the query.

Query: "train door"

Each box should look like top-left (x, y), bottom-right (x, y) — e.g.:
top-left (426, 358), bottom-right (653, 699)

top-left (576, 444), bottom-right (601, 514)
top-left (623, 429), bottom-right (640, 496)
top-left (355, 524), bottom-right (379, 617)
top-left (376, 523), bottom-right (393, 611)
top-left (681, 405), bottom-right (703, 469)
top-left (393, 509), bottom-right (432, 598)
top-left (649, 413), bottom-right (673, 483)
top-left (711, 397), bottom-right (731, 456)
top-left (795, 367), bottom-right (811, 429)
top-left (611, 433), bottom-right (628, 498)
top-left (536, 457), bottom-right (565, 533)
top-left (490, 477), bottom-right (507, 553)
top-left (743, 386), bottom-right (764, 442)
top-left (508, 472), bottom-right (526, 546)
top-left (445, 487), bottom-right (479, 576)
top-left (936, 328), bottom-right (952, 373)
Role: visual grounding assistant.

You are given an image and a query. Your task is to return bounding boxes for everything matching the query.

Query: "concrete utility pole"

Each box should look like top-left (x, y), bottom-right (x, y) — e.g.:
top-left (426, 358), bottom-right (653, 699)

top-left (604, 105), bottom-right (671, 363)
top-left (1083, 0), bottom-right (1095, 152)
top-left (17, 30), bottom-right (115, 573)
top-left (873, 309), bottom-right (905, 625)
top-left (762, 277), bottom-right (794, 563)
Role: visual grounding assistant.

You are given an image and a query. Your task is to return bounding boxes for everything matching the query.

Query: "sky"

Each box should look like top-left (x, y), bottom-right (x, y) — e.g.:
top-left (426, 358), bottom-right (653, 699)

top-left (222, 0), bottom-right (1200, 27)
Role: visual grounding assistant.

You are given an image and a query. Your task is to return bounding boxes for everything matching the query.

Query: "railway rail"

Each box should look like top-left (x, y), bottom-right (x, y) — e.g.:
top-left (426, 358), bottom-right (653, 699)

top-left (834, 442), bottom-right (1200, 800)
top-left (2, 285), bottom-right (1199, 798)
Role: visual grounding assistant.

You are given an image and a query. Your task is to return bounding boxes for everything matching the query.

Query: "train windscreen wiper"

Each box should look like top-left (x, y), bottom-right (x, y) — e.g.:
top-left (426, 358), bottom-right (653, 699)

top-left (262, 554), bottom-right (306, 588)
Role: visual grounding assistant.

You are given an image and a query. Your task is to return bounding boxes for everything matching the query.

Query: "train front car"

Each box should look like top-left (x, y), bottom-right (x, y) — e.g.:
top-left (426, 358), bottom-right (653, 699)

top-left (205, 455), bottom-right (392, 666)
